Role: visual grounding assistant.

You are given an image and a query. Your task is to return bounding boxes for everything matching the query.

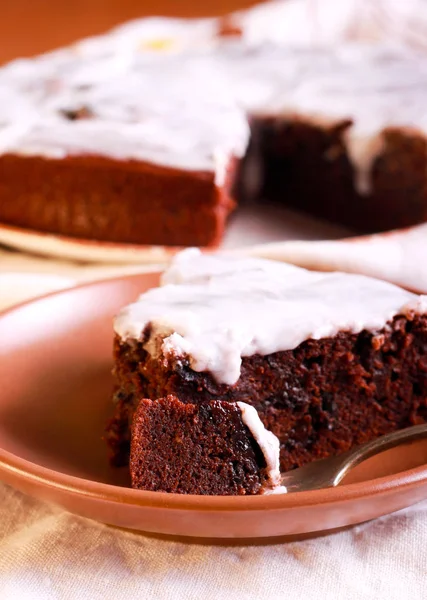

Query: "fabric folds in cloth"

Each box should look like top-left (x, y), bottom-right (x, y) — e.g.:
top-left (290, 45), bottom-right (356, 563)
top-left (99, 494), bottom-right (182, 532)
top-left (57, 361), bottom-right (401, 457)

top-left (0, 484), bottom-right (426, 599)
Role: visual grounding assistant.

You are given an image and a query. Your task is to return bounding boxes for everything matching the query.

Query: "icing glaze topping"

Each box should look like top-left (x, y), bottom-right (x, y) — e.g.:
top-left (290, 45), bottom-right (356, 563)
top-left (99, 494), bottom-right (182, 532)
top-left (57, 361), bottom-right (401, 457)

top-left (0, 51), bottom-right (249, 178)
top-left (237, 401), bottom-right (286, 493)
top-left (114, 248), bottom-right (423, 385)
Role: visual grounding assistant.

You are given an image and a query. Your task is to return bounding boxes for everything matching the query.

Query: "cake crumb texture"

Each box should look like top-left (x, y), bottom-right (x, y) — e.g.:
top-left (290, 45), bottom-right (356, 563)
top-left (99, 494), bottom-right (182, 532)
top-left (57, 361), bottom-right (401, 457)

top-left (130, 395), bottom-right (267, 495)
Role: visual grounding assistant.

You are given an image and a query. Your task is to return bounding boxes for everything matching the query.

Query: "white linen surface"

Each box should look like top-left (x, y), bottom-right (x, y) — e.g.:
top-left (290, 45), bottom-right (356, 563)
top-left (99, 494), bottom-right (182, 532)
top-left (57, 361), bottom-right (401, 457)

top-left (0, 483), bottom-right (426, 600)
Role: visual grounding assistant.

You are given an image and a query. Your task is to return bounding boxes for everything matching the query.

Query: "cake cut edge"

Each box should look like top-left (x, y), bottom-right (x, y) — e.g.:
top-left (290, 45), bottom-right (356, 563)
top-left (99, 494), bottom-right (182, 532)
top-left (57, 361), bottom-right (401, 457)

top-left (129, 395), bottom-right (286, 496)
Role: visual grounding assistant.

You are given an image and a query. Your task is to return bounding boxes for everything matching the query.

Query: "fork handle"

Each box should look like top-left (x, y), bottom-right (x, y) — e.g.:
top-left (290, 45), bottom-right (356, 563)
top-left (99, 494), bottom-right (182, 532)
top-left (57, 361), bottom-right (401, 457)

top-left (331, 423), bottom-right (427, 487)
top-left (281, 423), bottom-right (427, 492)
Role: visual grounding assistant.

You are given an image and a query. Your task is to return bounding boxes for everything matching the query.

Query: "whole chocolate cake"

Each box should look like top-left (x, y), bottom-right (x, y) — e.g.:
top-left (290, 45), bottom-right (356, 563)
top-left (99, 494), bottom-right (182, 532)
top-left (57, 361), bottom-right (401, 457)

top-left (0, 1), bottom-right (427, 245)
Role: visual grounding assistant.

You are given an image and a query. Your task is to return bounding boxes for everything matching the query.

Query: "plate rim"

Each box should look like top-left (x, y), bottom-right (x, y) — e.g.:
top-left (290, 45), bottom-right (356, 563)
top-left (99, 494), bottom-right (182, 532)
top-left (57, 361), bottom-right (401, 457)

top-left (0, 272), bottom-right (427, 514)
top-left (1, 435), bottom-right (427, 513)
top-left (0, 222), bottom-right (185, 264)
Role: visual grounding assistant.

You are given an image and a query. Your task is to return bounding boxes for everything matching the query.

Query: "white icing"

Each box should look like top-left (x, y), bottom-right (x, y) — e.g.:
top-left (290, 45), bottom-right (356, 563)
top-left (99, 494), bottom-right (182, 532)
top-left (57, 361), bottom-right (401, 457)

top-left (0, 1), bottom-right (425, 192)
top-left (365, 0), bottom-right (427, 51)
top-left (230, 0), bottom-right (392, 48)
top-left (236, 401), bottom-right (286, 493)
top-left (344, 132), bottom-right (384, 195)
top-left (233, 0), bottom-right (427, 50)
top-left (0, 52), bottom-right (249, 174)
top-left (114, 248), bottom-right (424, 386)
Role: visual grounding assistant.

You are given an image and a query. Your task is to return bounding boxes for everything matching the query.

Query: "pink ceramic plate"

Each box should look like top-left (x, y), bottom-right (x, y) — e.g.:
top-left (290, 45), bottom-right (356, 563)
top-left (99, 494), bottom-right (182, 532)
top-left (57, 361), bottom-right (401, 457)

top-left (0, 273), bottom-right (427, 540)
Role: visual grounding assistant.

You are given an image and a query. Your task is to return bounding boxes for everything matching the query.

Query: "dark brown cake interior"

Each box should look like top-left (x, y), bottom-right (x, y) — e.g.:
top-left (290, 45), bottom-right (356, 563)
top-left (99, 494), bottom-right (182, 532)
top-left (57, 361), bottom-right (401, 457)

top-left (130, 395), bottom-right (266, 495)
top-left (240, 117), bottom-right (427, 233)
top-left (106, 313), bottom-right (427, 473)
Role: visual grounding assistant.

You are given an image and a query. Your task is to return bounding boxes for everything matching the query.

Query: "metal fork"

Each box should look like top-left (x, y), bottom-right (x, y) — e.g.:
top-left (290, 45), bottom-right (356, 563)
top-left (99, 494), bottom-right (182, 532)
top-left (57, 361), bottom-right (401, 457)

top-left (281, 424), bottom-right (427, 493)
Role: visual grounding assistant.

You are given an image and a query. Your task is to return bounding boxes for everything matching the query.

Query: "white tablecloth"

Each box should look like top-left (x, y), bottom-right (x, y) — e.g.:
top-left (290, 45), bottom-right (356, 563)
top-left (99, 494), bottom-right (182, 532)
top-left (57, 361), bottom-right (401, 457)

top-left (1, 482), bottom-right (426, 599)
top-left (0, 248), bottom-right (426, 600)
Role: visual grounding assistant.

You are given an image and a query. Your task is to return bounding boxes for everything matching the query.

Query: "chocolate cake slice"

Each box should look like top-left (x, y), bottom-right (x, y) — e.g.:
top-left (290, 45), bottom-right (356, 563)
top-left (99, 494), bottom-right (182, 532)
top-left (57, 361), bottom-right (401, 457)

top-left (106, 249), bottom-right (427, 493)
top-left (130, 396), bottom-right (284, 495)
